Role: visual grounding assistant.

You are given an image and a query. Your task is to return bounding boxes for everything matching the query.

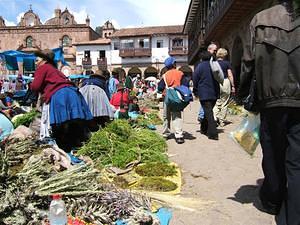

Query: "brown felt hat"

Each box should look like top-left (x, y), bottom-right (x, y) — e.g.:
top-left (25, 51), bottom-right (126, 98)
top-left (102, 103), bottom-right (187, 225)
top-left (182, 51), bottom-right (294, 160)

top-left (92, 69), bottom-right (106, 79)
top-left (35, 49), bottom-right (55, 64)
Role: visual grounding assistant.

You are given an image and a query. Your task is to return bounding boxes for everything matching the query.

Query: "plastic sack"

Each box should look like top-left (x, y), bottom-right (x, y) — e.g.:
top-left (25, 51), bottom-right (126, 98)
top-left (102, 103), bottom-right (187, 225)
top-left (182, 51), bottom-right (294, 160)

top-left (230, 113), bottom-right (260, 156)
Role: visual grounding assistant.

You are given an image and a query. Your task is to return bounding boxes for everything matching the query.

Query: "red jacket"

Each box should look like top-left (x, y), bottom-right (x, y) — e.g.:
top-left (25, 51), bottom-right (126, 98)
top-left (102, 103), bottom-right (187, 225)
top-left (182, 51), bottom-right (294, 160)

top-left (31, 63), bottom-right (73, 103)
top-left (110, 90), bottom-right (129, 108)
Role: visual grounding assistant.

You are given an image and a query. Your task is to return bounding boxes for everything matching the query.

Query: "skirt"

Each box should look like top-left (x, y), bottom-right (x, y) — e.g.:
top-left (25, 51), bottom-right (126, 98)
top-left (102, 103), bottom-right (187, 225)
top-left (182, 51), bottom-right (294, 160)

top-left (80, 85), bottom-right (114, 118)
top-left (50, 86), bottom-right (93, 125)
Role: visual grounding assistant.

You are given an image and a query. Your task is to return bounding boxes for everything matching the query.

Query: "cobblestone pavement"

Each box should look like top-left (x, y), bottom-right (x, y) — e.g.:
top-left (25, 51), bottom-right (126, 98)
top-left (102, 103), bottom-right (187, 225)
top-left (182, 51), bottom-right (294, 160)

top-left (158, 101), bottom-right (275, 225)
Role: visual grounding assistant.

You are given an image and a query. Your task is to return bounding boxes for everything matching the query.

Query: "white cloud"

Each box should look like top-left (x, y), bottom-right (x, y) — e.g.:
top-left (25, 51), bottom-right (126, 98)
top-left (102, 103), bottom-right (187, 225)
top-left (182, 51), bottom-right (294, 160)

top-left (111, 19), bottom-right (120, 29)
top-left (69, 8), bottom-right (88, 24)
top-left (16, 12), bottom-right (24, 23)
top-left (4, 19), bottom-right (16, 26)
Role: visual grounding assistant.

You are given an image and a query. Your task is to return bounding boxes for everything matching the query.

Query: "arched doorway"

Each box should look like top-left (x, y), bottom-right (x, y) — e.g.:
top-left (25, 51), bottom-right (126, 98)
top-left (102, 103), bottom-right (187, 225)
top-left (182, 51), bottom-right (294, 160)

top-left (112, 67), bottom-right (126, 81)
top-left (231, 36), bottom-right (244, 99)
top-left (128, 66), bottom-right (142, 78)
top-left (144, 66), bottom-right (158, 78)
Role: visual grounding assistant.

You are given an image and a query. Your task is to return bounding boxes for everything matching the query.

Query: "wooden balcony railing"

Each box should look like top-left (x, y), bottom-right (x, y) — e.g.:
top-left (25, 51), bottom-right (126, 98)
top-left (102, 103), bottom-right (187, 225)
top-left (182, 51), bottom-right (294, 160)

top-left (204, 0), bottom-right (262, 40)
top-left (82, 58), bottom-right (92, 69)
top-left (97, 57), bottom-right (107, 70)
top-left (119, 48), bottom-right (151, 57)
top-left (169, 47), bottom-right (188, 56)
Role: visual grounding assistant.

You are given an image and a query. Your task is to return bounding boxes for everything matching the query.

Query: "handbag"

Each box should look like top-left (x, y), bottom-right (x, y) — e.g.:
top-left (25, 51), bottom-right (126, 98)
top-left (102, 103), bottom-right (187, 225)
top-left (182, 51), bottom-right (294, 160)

top-left (209, 57), bottom-right (224, 85)
top-left (243, 75), bottom-right (259, 113)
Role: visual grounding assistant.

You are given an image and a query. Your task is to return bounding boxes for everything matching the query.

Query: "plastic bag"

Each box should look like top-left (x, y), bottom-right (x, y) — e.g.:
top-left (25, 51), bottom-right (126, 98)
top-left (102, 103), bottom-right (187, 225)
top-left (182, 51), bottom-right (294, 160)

top-left (230, 113), bottom-right (260, 156)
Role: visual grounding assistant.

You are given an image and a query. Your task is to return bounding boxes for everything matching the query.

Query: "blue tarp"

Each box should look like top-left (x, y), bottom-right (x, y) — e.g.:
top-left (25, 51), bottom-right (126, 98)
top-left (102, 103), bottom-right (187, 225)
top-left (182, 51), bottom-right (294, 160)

top-left (68, 74), bottom-right (89, 80)
top-left (0, 47), bottom-right (68, 71)
top-left (115, 208), bottom-right (172, 225)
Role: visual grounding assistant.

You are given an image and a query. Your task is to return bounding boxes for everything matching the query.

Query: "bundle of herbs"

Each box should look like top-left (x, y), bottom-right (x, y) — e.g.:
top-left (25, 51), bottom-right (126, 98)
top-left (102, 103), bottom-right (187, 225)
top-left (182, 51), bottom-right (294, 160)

top-left (12, 110), bottom-right (40, 128)
top-left (4, 138), bottom-right (40, 174)
top-left (78, 120), bottom-right (168, 169)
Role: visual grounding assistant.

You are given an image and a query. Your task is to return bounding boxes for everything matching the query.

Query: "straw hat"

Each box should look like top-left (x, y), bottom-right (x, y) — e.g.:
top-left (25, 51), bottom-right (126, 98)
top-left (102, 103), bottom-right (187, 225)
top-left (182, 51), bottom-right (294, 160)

top-left (35, 49), bottom-right (55, 64)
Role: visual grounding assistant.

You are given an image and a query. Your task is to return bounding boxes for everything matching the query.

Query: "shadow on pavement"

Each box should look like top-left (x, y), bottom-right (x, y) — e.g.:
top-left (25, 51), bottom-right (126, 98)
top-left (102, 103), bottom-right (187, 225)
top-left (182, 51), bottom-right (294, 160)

top-left (228, 179), bottom-right (272, 214)
top-left (183, 131), bottom-right (196, 140)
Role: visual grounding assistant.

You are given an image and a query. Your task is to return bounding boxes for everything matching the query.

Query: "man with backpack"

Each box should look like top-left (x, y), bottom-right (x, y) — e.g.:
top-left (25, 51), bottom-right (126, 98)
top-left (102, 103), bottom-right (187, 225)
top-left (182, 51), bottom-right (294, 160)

top-left (158, 57), bottom-right (190, 144)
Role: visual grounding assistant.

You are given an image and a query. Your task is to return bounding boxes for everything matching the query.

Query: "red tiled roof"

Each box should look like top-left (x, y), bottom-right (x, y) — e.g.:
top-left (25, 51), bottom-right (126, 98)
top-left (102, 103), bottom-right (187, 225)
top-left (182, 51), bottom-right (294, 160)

top-left (111, 25), bottom-right (184, 38)
top-left (73, 38), bottom-right (111, 45)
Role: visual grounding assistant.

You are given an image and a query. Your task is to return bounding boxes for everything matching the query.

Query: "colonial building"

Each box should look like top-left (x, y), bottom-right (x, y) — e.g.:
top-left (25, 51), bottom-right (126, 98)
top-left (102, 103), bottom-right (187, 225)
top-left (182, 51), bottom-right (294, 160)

top-left (0, 6), bottom-right (100, 75)
top-left (183, 0), bottom-right (274, 90)
top-left (75, 22), bottom-right (193, 78)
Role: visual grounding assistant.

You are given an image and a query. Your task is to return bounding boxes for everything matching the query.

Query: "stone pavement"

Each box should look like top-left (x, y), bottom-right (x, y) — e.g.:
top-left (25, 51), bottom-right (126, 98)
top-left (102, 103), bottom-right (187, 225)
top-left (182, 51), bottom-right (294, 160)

top-left (158, 100), bottom-right (275, 225)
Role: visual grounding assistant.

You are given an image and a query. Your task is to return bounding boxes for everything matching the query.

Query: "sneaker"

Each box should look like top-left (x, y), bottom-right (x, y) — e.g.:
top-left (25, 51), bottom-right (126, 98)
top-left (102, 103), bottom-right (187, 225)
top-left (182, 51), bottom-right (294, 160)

top-left (175, 137), bottom-right (185, 144)
top-left (162, 133), bottom-right (171, 139)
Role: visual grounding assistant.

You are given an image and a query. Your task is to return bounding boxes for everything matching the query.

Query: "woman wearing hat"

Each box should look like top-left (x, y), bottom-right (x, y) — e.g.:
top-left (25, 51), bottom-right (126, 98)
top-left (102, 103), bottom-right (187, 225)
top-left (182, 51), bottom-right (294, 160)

top-left (31, 49), bottom-right (93, 152)
top-left (110, 83), bottom-right (130, 119)
top-left (80, 70), bottom-right (113, 129)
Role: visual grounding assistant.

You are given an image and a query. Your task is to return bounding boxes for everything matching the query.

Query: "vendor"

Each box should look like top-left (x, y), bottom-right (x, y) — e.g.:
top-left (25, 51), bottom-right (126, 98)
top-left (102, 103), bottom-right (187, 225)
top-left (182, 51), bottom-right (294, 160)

top-left (31, 49), bottom-right (93, 152)
top-left (80, 70), bottom-right (113, 129)
top-left (110, 83), bottom-right (130, 119)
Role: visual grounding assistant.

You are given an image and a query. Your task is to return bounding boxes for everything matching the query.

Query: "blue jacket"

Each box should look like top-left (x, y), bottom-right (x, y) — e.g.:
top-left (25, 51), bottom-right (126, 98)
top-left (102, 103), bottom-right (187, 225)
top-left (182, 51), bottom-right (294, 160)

top-left (193, 61), bottom-right (220, 101)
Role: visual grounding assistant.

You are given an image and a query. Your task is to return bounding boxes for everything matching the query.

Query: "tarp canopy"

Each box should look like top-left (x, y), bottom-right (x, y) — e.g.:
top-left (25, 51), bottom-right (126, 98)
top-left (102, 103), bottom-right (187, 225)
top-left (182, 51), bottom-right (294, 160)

top-left (68, 74), bottom-right (89, 80)
top-left (0, 47), bottom-right (68, 71)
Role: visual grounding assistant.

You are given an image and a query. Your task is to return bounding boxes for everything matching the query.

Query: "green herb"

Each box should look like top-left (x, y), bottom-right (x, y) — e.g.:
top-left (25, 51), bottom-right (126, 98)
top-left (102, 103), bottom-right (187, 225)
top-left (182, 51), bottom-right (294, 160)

top-left (78, 120), bottom-right (168, 169)
top-left (135, 177), bottom-right (177, 192)
top-left (12, 110), bottom-right (40, 128)
top-left (135, 162), bottom-right (177, 177)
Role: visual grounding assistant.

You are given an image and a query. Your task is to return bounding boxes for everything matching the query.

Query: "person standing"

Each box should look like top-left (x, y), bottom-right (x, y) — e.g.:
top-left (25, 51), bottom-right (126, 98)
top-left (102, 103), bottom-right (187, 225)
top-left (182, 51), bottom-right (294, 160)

top-left (80, 70), bottom-right (113, 129)
top-left (158, 57), bottom-right (185, 144)
top-left (240, 1), bottom-right (300, 224)
top-left (197, 43), bottom-right (218, 123)
top-left (31, 49), bottom-right (93, 152)
top-left (213, 48), bottom-right (235, 126)
top-left (193, 51), bottom-right (220, 140)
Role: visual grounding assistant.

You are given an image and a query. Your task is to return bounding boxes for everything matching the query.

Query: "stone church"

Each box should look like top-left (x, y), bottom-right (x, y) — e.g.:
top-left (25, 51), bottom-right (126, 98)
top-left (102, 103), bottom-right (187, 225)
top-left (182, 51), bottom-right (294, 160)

top-left (0, 6), bottom-right (100, 74)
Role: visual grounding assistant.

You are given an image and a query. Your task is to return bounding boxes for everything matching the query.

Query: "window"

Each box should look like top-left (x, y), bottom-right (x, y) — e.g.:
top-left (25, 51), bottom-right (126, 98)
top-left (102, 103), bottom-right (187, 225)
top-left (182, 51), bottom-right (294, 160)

top-left (156, 40), bottom-right (163, 48)
top-left (121, 39), bottom-right (134, 49)
top-left (84, 50), bottom-right (90, 58)
top-left (138, 38), bottom-right (149, 48)
top-left (62, 35), bottom-right (71, 47)
top-left (113, 42), bottom-right (120, 50)
top-left (99, 50), bottom-right (105, 58)
top-left (26, 36), bottom-right (33, 48)
top-left (172, 38), bottom-right (183, 48)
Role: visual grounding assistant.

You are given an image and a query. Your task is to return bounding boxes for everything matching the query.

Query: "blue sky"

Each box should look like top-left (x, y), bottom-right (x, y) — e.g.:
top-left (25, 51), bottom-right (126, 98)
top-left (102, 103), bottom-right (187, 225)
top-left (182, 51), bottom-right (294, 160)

top-left (0, 0), bottom-right (190, 29)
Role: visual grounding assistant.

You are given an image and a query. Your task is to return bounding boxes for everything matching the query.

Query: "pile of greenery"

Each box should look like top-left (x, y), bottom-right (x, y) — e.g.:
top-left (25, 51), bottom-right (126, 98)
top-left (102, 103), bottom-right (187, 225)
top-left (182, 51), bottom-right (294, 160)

top-left (78, 120), bottom-right (168, 169)
top-left (12, 110), bottom-right (40, 128)
top-left (135, 162), bottom-right (177, 177)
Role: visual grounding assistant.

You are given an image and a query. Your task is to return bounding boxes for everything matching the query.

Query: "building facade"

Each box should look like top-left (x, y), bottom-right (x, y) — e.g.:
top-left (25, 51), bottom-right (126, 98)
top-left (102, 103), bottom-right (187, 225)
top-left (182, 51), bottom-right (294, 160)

top-left (76, 23), bottom-right (193, 78)
top-left (183, 0), bottom-right (274, 90)
top-left (0, 6), bottom-right (100, 75)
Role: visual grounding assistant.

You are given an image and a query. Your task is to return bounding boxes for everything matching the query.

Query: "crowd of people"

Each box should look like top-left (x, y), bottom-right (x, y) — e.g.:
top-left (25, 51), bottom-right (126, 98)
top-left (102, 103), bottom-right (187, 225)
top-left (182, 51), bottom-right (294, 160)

top-left (0, 2), bottom-right (299, 223)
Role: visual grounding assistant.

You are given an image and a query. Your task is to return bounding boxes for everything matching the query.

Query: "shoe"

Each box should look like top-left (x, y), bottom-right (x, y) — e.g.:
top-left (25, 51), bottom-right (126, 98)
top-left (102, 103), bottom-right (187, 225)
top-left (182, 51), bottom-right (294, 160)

top-left (162, 134), bottom-right (171, 139)
top-left (259, 191), bottom-right (281, 215)
top-left (208, 135), bottom-right (218, 140)
top-left (175, 138), bottom-right (185, 144)
top-left (197, 117), bottom-right (204, 123)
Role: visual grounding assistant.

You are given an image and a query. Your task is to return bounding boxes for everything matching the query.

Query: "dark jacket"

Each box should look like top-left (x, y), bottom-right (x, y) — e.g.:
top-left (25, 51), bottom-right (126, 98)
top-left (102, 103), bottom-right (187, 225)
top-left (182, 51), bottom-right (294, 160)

top-left (193, 60), bottom-right (220, 101)
top-left (240, 4), bottom-right (300, 109)
top-left (81, 76), bottom-right (108, 97)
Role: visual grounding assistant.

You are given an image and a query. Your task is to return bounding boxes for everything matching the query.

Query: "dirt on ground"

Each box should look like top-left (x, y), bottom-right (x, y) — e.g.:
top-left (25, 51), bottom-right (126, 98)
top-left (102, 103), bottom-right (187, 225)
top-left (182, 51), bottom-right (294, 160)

top-left (157, 101), bottom-right (275, 225)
